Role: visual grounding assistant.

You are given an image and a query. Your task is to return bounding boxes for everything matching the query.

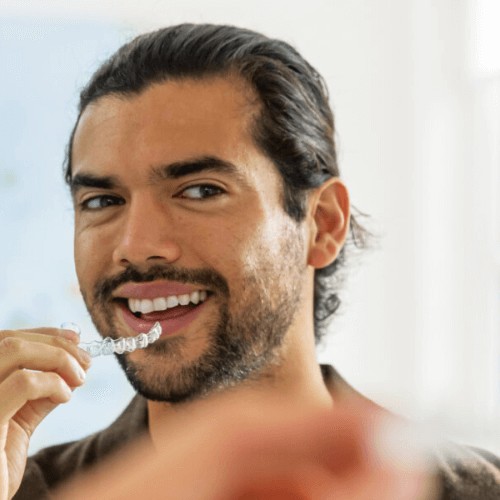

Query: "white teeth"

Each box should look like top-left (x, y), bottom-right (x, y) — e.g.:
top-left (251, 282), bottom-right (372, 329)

top-left (178, 294), bottom-right (190, 305)
top-left (140, 299), bottom-right (155, 314)
top-left (153, 297), bottom-right (168, 311)
top-left (166, 296), bottom-right (179, 308)
top-left (127, 291), bottom-right (208, 314)
top-left (190, 291), bottom-right (200, 304)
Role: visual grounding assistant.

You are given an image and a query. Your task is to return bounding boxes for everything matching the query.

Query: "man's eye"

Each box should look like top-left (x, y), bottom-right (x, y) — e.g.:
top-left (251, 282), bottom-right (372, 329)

top-left (178, 184), bottom-right (225, 200)
top-left (80, 195), bottom-right (124, 210)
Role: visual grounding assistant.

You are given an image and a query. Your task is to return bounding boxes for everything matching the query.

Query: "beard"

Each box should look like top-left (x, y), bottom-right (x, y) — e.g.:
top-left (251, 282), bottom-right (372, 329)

top-left (82, 231), bottom-right (306, 404)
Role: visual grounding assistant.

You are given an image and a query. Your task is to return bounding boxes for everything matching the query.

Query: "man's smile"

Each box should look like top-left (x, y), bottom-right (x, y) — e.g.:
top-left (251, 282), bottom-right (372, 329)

top-left (112, 280), bottom-right (212, 337)
top-left (127, 290), bottom-right (208, 315)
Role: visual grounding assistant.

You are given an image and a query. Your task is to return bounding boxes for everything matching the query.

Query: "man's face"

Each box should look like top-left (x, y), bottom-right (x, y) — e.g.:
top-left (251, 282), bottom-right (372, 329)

top-left (71, 77), bottom-right (310, 402)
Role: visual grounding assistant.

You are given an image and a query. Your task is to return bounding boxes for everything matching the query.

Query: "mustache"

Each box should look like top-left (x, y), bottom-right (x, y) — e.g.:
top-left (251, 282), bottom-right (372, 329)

top-left (93, 263), bottom-right (230, 303)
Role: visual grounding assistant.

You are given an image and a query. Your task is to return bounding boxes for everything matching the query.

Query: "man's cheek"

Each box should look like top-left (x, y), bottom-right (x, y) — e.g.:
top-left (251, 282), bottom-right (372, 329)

top-left (77, 245), bottom-right (100, 283)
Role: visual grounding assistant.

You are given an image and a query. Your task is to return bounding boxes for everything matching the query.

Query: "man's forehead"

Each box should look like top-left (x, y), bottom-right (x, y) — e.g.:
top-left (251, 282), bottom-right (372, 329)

top-left (72, 75), bottom-right (261, 164)
top-left (70, 75), bottom-right (280, 188)
top-left (77, 75), bottom-right (259, 134)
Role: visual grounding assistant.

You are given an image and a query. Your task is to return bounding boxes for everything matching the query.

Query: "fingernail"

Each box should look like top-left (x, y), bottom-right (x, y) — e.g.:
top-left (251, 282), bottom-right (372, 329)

top-left (78, 366), bottom-right (86, 381)
top-left (59, 329), bottom-right (80, 343)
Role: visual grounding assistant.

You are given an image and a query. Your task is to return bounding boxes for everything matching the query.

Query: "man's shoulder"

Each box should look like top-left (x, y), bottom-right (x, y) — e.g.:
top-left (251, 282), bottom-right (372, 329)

top-left (434, 443), bottom-right (500, 499)
top-left (16, 436), bottom-right (99, 500)
top-left (14, 395), bottom-right (148, 500)
top-left (322, 365), bottom-right (500, 499)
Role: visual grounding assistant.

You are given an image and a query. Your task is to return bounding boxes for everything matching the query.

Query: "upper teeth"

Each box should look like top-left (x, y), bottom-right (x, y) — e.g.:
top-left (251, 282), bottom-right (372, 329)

top-left (128, 290), bottom-right (208, 314)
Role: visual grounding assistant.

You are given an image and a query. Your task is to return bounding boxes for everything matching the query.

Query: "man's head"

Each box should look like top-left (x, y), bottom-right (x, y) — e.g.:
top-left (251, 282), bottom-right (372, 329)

top-left (67, 24), bottom-right (364, 402)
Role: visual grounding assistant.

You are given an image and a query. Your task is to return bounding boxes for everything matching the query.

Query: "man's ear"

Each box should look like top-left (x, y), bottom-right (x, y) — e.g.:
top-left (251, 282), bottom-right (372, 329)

top-left (307, 178), bottom-right (350, 269)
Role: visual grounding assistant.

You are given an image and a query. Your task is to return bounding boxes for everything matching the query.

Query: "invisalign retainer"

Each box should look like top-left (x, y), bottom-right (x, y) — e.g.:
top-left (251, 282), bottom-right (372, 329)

top-left (61, 322), bottom-right (162, 358)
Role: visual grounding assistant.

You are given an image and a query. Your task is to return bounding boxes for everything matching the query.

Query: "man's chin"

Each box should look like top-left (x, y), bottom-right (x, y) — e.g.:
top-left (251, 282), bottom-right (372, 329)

top-left (117, 357), bottom-right (215, 404)
top-left (112, 338), bottom-right (209, 403)
top-left (127, 377), bottom-right (206, 404)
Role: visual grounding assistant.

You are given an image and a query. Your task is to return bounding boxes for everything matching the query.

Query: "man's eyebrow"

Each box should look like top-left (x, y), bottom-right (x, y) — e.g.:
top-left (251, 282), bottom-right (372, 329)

top-left (70, 173), bottom-right (120, 196)
top-left (150, 156), bottom-right (243, 182)
top-left (70, 156), bottom-right (246, 195)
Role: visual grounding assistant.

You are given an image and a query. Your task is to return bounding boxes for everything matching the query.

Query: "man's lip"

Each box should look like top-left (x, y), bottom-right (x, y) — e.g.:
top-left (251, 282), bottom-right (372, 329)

top-left (117, 299), bottom-right (209, 337)
top-left (113, 281), bottom-right (208, 299)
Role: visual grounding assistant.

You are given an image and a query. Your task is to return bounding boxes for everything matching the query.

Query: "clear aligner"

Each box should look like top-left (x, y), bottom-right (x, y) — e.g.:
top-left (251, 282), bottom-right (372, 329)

top-left (78, 322), bottom-right (162, 358)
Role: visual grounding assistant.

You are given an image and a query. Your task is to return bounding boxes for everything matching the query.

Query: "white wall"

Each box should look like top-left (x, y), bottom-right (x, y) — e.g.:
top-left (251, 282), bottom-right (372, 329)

top-left (0, 0), bottom-right (498, 453)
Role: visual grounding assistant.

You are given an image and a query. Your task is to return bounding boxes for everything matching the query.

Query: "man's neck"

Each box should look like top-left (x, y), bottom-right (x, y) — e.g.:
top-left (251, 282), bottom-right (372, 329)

top-left (147, 347), bottom-right (332, 450)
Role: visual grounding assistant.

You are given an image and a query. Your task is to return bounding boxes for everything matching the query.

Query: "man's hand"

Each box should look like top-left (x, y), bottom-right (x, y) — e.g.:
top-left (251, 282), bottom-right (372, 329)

top-left (0, 327), bottom-right (90, 500)
top-left (57, 394), bottom-right (437, 500)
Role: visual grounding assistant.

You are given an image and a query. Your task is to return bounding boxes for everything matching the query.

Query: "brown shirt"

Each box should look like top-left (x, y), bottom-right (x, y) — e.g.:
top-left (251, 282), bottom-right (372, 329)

top-left (14, 366), bottom-right (500, 499)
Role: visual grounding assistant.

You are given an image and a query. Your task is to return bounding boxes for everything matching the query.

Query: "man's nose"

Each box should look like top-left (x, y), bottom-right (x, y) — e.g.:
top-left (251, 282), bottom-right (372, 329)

top-left (112, 196), bottom-right (182, 267)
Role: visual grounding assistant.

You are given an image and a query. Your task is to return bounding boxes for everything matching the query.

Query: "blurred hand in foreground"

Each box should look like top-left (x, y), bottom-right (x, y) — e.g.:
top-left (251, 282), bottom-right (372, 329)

top-left (56, 394), bottom-right (437, 500)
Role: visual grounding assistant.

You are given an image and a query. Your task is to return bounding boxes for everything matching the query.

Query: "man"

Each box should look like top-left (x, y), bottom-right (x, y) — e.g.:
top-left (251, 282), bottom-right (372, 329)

top-left (1, 24), bottom-right (498, 499)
